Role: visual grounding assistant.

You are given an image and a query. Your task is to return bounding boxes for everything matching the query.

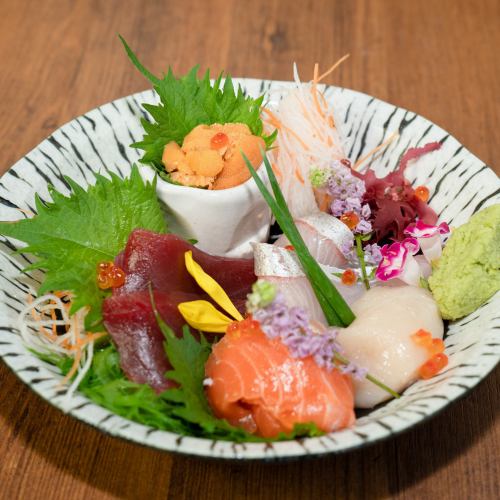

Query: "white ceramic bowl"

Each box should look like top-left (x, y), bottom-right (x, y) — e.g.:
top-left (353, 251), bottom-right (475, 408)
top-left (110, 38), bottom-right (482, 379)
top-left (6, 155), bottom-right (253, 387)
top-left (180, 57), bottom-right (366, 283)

top-left (0, 79), bottom-right (498, 460)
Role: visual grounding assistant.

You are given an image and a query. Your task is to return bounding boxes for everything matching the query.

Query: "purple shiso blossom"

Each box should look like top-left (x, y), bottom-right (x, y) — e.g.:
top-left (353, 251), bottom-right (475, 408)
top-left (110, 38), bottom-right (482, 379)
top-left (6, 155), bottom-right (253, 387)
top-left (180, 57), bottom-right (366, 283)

top-left (340, 362), bottom-right (368, 379)
top-left (339, 239), bottom-right (382, 267)
top-left (340, 240), bottom-right (357, 262)
top-left (363, 243), bottom-right (383, 266)
top-left (327, 162), bottom-right (372, 236)
top-left (253, 291), bottom-right (367, 379)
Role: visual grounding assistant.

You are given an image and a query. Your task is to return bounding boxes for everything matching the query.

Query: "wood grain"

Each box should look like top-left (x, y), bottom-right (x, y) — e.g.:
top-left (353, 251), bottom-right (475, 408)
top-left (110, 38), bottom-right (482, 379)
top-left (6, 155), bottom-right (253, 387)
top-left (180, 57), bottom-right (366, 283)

top-left (0, 0), bottom-right (498, 498)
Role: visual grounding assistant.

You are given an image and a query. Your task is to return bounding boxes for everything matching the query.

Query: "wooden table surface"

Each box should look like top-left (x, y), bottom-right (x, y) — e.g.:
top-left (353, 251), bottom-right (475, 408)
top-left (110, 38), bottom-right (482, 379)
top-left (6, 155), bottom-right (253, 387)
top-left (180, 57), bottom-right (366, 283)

top-left (0, 0), bottom-right (498, 498)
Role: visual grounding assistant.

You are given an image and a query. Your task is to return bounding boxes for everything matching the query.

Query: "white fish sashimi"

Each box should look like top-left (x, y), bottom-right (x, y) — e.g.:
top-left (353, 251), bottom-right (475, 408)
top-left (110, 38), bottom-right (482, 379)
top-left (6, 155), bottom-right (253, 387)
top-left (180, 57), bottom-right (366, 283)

top-left (337, 286), bottom-right (444, 408)
top-left (263, 276), bottom-right (327, 325)
top-left (253, 243), bottom-right (366, 323)
top-left (275, 212), bottom-right (353, 268)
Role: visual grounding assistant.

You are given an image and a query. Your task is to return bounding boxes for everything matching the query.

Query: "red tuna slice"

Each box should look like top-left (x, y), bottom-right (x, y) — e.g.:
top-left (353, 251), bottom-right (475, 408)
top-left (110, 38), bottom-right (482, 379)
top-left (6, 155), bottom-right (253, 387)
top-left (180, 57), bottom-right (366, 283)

top-left (115, 229), bottom-right (256, 302)
top-left (103, 290), bottom-right (198, 393)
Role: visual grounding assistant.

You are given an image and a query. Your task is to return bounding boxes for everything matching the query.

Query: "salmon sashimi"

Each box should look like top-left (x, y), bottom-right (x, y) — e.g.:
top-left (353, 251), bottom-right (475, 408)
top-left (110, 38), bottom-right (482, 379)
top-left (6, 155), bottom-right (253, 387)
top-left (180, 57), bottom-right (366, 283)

top-left (205, 318), bottom-right (355, 438)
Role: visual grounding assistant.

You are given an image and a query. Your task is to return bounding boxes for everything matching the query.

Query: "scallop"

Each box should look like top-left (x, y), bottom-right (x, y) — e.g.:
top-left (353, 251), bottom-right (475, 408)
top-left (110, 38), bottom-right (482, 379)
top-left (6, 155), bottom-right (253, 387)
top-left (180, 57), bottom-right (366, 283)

top-left (337, 285), bottom-right (444, 408)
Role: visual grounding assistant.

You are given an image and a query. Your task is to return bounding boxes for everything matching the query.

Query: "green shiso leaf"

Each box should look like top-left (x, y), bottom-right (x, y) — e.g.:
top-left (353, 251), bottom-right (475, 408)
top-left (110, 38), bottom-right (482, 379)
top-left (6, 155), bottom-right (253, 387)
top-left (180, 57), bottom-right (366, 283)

top-left (119, 35), bottom-right (276, 171)
top-left (0, 165), bottom-right (166, 330)
top-left (149, 286), bottom-right (254, 439)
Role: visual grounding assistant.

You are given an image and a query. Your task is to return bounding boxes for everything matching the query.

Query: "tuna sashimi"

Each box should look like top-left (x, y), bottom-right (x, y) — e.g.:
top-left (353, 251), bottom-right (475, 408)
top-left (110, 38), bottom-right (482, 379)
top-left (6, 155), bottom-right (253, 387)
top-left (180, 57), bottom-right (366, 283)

top-left (103, 290), bottom-right (199, 393)
top-left (115, 229), bottom-right (256, 300)
top-left (205, 319), bottom-right (355, 437)
top-left (103, 230), bottom-right (257, 392)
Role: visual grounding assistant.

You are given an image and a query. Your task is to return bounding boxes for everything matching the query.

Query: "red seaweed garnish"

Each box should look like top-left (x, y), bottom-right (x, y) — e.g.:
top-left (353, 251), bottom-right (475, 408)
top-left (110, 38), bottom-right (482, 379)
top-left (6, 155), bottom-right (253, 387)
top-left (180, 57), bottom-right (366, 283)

top-left (353, 142), bottom-right (441, 242)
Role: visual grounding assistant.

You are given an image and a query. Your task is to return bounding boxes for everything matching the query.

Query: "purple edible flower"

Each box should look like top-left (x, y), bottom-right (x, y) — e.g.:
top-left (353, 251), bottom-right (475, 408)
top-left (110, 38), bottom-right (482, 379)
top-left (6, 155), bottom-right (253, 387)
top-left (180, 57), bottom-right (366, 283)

top-left (340, 240), bottom-right (356, 262)
top-left (328, 163), bottom-right (366, 201)
top-left (327, 163), bottom-right (372, 236)
top-left (252, 290), bottom-right (367, 378)
top-left (355, 218), bottom-right (372, 235)
top-left (363, 243), bottom-right (383, 266)
top-left (339, 362), bottom-right (369, 381)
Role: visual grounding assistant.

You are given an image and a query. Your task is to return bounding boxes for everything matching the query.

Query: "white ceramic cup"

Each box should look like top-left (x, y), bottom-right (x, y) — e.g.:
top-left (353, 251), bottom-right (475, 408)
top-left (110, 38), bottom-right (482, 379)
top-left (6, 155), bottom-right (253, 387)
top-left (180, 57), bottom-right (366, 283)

top-left (138, 163), bottom-right (272, 258)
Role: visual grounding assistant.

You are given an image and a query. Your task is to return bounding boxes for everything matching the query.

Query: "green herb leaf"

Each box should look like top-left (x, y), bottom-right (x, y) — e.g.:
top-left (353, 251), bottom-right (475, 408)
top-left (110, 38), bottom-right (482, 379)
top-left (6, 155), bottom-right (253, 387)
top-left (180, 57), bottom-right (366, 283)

top-left (0, 166), bottom-right (166, 329)
top-left (120, 36), bottom-right (276, 170)
top-left (77, 345), bottom-right (189, 433)
top-left (148, 287), bottom-right (254, 439)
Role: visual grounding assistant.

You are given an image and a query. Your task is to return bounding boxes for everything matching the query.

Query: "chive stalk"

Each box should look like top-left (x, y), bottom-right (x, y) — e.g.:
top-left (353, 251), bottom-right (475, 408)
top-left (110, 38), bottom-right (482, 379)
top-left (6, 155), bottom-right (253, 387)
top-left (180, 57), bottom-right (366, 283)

top-left (355, 235), bottom-right (371, 290)
top-left (244, 153), bottom-right (355, 327)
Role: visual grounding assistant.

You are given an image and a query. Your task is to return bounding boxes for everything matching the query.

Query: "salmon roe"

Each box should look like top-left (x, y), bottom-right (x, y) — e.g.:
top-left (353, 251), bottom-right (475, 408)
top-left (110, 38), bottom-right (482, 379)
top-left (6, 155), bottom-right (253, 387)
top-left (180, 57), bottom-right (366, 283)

top-left (414, 185), bottom-right (430, 202)
top-left (428, 338), bottom-right (445, 356)
top-left (340, 211), bottom-right (360, 230)
top-left (284, 245), bottom-right (295, 251)
top-left (418, 353), bottom-right (448, 379)
top-left (96, 261), bottom-right (126, 290)
top-left (412, 329), bottom-right (447, 379)
top-left (227, 317), bottom-right (260, 337)
top-left (210, 132), bottom-right (229, 149)
top-left (341, 268), bottom-right (357, 286)
top-left (411, 329), bottom-right (432, 347)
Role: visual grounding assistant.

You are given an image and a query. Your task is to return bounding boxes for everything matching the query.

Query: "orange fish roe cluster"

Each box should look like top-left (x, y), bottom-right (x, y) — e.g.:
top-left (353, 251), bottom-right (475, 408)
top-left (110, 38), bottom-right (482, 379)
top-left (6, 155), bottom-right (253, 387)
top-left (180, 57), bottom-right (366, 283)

top-left (210, 132), bottom-right (229, 149)
top-left (419, 353), bottom-right (448, 379)
top-left (226, 317), bottom-right (260, 337)
top-left (411, 329), bottom-right (448, 379)
top-left (340, 211), bottom-right (360, 230)
top-left (414, 185), bottom-right (430, 202)
top-left (284, 244), bottom-right (295, 251)
top-left (97, 261), bottom-right (126, 290)
top-left (341, 269), bottom-right (357, 286)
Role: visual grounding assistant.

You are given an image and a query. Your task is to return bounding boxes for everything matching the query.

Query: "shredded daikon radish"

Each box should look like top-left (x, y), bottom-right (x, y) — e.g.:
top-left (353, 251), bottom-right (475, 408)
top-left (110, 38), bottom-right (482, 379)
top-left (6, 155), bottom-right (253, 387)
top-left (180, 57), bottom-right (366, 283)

top-left (263, 62), bottom-right (347, 219)
top-left (18, 292), bottom-right (105, 401)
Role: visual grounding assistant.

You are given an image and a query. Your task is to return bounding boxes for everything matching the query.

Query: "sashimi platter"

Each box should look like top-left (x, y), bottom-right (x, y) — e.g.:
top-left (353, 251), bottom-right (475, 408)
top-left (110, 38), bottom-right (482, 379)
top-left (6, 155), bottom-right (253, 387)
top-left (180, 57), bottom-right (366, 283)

top-left (0, 38), bottom-right (499, 459)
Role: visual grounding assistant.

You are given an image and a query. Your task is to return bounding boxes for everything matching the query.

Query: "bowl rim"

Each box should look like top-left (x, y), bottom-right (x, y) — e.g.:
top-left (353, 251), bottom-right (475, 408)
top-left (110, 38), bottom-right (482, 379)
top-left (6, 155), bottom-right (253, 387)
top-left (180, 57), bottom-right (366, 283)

top-left (0, 78), bottom-right (498, 460)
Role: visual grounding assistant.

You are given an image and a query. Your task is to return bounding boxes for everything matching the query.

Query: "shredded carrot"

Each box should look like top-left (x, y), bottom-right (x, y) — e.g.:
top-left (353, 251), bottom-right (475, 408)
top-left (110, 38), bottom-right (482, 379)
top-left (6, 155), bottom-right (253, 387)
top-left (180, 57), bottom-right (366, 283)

top-left (61, 349), bottom-right (82, 385)
top-left (278, 123), bottom-right (309, 151)
top-left (263, 106), bottom-right (311, 151)
top-left (28, 294), bottom-right (56, 341)
top-left (262, 107), bottom-right (283, 129)
top-left (313, 62), bottom-right (319, 83)
top-left (317, 54), bottom-right (350, 83)
top-left (319, 91), bottom-right (328, 108)
top-left (299, 102), bottom-right (326, 142)
top-left (353, 131), bottom-right (400, 170)
top-left (311, 63), bottom-right (326, 119)
top-left (294, 168), bottom-right (305, 184)
top-left (271, 162), bottom-right (283, 181)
